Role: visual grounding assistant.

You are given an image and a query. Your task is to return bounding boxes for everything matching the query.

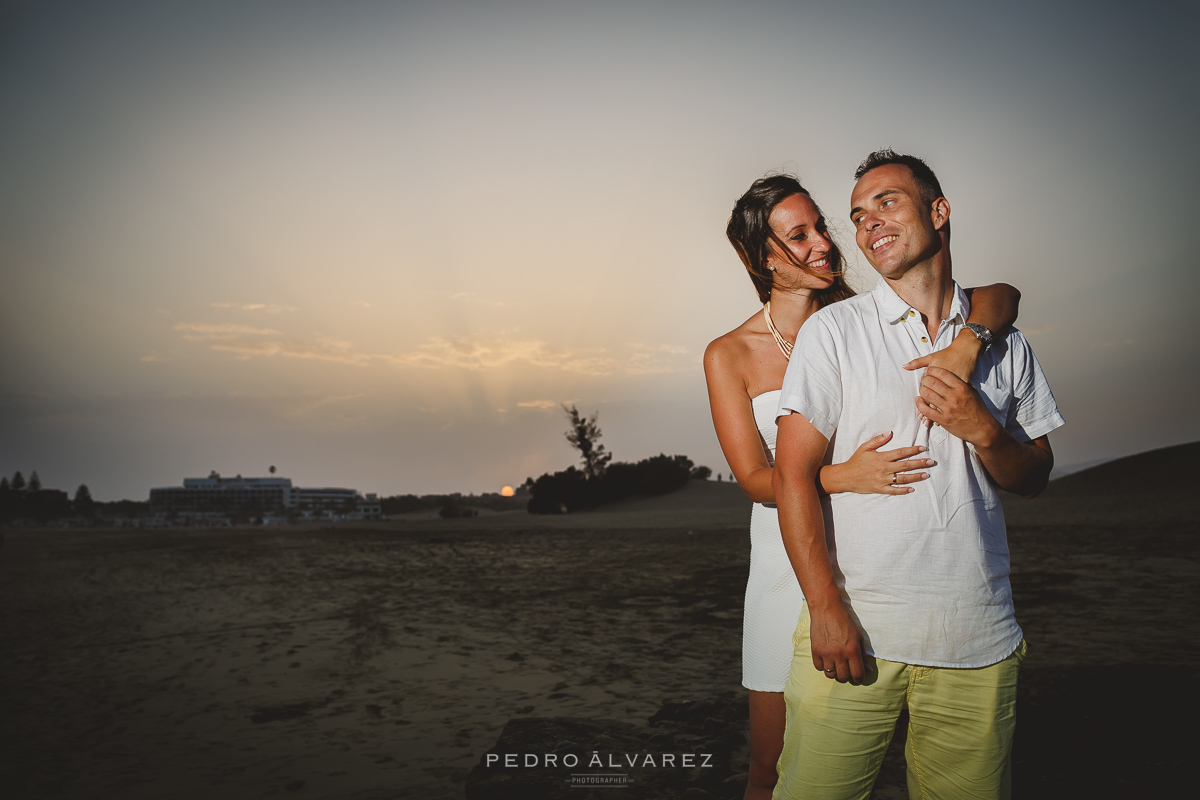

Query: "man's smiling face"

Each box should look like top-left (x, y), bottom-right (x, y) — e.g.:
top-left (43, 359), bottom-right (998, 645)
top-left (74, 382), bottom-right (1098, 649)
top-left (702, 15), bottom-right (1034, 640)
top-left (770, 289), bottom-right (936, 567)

top-left (850, 163), bottom-right (946, 279)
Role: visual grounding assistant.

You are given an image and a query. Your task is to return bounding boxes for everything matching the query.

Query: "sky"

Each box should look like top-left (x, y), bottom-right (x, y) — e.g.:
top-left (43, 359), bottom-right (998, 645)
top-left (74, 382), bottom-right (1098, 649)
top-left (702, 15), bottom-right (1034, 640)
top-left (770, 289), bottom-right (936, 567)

top-left (1, 0), bottom-right (1197, 501)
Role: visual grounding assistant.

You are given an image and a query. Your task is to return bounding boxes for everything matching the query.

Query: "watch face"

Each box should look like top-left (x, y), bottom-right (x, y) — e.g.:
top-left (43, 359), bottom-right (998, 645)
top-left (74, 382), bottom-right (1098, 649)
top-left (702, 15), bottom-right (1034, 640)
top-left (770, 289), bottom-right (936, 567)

top-left (966, 323), bottom-right (992, 348)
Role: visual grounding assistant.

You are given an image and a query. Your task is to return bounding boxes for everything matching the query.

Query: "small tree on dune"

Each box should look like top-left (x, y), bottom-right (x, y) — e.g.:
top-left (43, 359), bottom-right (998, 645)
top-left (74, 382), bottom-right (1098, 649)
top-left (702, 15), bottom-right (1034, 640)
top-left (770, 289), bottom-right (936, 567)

top-left (28, 471), bottom-right (41, 491)
top-left (562, 404), bottom-right (612, 479)
top-left (74, 484), bottom-right (95, 516)
top-left (11, 471), bottom-right (25, 491)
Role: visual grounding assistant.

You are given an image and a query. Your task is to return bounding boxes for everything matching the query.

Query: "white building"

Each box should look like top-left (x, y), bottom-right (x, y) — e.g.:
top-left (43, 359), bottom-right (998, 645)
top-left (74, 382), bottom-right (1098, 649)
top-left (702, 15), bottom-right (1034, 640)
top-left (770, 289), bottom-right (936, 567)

top-left (355, 493), bottom-right (383, 521)
top-left (150, 475), bottom-right (360, 518)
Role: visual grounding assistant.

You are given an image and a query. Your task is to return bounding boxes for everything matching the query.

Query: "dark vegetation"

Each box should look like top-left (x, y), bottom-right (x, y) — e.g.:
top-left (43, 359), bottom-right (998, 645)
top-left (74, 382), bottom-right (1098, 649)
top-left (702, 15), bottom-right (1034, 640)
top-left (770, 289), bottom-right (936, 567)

top-left (524, 405), bottom-right (710, 514)
top-left (379, 491), bottom-right (527, 519)
top-left (0, 471), bottom-right (149, 526)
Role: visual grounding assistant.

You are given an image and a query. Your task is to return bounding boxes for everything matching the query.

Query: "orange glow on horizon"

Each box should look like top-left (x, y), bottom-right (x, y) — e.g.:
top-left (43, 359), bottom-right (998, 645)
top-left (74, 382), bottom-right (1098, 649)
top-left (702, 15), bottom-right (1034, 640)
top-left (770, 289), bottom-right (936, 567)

top-left (500, 485), bottom-right (515, 497)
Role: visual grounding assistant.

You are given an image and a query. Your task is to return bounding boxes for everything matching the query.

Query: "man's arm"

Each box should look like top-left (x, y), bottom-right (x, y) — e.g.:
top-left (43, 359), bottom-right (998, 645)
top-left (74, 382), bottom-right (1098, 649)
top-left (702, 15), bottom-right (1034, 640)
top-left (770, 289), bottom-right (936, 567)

top-left (773, 412), bottom-right (866, 683)
top-left (915, 366), bottom-right (1054, 497)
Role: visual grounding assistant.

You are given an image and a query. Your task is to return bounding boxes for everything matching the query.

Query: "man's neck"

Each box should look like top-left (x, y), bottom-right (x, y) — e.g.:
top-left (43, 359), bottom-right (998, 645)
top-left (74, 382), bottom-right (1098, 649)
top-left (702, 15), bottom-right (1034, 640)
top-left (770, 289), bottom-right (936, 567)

top-left (886, 259), bottom-right (954, 339)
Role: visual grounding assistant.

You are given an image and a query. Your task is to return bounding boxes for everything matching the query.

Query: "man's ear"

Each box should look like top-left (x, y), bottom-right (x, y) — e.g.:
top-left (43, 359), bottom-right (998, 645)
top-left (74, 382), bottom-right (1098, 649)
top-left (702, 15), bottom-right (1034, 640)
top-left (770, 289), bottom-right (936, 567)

top-left (931, 197), bottom-right (951, 231)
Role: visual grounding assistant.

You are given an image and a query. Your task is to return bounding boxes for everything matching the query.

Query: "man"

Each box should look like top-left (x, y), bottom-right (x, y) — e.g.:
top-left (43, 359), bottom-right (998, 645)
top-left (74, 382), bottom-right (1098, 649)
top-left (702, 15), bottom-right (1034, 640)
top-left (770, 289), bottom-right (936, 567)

top-left (771, 150), bottom-right (1064, 800)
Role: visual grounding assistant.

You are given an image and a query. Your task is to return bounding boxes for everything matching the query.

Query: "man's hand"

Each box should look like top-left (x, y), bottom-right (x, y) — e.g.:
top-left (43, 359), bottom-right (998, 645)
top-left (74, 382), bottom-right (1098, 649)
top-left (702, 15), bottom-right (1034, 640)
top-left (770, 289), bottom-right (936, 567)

top-left (809, 601), bottom-right (866, 684)
top-left (915, 366), bottom-right (1001, 446)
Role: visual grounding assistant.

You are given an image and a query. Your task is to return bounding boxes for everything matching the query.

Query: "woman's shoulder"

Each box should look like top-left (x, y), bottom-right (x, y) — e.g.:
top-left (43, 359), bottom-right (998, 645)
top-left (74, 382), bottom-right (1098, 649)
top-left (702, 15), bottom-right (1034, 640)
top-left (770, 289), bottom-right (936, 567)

top-left (705, 311), bottom-right (766, 362)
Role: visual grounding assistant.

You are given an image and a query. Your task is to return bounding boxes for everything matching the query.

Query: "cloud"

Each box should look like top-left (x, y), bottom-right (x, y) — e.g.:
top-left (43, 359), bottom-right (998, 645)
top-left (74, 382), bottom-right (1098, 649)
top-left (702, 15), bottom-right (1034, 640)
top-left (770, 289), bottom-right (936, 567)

top-left (176, 322), bottom-right (283, 336)
top-left (282, 393), bottom-right (366, 417)
top-left (173, 323), bottom-right (371, 365)
top-left (211, 302), bottom-right (298, 314)
top-left (624, 343), bottom-right (693, 375)
top-left (140, 351), bottom-right (170, 363)
top-left (174, 322), bottom-right (687, 378)
top-left (517, 399), bottom-right (564, 411)
top-left (387, 337), bottom-right (617, 375)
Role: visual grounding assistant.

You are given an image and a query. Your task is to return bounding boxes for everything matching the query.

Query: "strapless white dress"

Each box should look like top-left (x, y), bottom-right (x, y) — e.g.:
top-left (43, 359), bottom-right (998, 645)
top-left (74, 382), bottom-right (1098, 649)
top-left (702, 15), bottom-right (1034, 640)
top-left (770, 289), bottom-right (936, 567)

top-left (742, 389), bottom-right (804, 692)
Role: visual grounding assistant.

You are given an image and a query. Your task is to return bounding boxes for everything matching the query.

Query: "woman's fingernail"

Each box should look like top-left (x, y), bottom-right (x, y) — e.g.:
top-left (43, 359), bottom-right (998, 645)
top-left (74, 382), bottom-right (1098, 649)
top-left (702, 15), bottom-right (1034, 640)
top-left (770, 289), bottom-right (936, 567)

top-left (917, 446), bottom-right (926, 452)
top-left (926, 459), bottom-right (935, 466)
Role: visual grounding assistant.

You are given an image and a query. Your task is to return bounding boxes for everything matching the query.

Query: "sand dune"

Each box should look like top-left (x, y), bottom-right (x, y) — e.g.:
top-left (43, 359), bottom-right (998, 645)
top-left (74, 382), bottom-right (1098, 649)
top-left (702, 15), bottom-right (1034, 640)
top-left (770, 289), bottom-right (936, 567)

top-left (0, 447), bottom-right (1195, 798)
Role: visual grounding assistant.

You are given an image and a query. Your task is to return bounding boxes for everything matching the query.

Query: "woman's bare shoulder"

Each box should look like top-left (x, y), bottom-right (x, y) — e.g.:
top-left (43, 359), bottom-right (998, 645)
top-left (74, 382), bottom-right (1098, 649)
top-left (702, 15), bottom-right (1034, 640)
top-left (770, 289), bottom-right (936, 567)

top-left (705, 311), bottom-right (765, 361)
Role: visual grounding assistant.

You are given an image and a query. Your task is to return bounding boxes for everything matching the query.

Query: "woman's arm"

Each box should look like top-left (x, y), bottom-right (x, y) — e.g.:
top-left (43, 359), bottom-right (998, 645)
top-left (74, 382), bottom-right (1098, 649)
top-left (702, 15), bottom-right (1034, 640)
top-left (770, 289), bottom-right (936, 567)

top-left (703, 336), bottom-right (774, 503)
top-left (964, 282), bottom-right (1021, 337)
top-left (705, 336), bottom-right (933, 501)
top-left (905, 282), bottom-right (1021, 382)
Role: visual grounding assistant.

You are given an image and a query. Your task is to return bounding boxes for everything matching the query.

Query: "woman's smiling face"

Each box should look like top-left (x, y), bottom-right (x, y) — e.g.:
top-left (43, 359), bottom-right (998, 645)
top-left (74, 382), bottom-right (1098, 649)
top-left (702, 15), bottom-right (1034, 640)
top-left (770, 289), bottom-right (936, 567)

top-left (766, 193), bottom-right (836, 291)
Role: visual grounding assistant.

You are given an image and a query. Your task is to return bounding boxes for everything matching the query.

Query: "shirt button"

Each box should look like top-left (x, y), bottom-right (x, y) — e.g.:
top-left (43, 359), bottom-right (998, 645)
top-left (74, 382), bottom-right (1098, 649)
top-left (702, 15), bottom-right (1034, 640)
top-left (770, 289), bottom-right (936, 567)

top-left (908, 311), bottom-right (915, 317)
top-left (921, 337), bottom-right (928, 343)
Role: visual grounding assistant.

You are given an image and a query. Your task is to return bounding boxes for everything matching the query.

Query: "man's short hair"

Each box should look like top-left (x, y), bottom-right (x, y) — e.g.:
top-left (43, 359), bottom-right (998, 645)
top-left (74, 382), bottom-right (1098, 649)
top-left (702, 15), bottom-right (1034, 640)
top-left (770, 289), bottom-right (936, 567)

top-left (854, 149), bottom-right (945, 209)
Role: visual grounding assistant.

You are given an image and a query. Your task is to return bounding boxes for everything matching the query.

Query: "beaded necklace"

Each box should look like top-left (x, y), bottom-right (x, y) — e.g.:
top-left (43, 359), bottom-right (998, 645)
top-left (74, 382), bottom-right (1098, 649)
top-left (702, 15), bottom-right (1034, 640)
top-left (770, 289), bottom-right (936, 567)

top-left (762, 301), bottom-right (793, 361)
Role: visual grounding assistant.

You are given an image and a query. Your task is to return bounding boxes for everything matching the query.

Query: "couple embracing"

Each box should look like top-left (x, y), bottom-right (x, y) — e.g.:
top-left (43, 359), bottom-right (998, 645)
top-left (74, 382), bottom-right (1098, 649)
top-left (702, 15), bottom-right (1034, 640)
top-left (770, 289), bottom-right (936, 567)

top-left (705, 149), bottom-right (1063, 800)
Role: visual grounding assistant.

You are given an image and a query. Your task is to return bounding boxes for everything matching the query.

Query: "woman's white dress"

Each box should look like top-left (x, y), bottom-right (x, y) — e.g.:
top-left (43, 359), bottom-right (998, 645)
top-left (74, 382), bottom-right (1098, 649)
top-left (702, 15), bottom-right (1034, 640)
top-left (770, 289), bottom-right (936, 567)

top-left (742, 389), bottom-right (804, 692)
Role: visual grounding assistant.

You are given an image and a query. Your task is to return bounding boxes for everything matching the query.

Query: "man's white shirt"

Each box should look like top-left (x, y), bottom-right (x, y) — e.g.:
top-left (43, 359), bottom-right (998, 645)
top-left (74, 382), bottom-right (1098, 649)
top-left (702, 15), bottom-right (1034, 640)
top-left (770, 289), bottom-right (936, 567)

top-left (778, 279), bottom-right (1064, 667)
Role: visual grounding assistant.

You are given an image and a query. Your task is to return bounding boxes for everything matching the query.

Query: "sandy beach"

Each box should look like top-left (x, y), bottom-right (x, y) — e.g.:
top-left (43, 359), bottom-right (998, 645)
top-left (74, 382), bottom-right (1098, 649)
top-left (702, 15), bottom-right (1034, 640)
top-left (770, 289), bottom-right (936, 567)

top-left (2, 444), bottom-right (1196, 799)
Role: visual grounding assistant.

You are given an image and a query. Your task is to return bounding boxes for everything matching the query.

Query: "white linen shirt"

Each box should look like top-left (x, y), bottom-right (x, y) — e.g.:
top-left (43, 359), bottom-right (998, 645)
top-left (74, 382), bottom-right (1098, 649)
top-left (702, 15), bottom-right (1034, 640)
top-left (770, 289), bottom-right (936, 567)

top-left (778, 279), bottom-right (1064, 667)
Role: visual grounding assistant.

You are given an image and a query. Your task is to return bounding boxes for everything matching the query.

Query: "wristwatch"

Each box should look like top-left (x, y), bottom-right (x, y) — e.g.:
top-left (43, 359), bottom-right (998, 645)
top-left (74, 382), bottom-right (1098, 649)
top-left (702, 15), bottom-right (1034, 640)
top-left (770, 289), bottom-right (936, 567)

top-left (963, 323), bottom-right (993, 352)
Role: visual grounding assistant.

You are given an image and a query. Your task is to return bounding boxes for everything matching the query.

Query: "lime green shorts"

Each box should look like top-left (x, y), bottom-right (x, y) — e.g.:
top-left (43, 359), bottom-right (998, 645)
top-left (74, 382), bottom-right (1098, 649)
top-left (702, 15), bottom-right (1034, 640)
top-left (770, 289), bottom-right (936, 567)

top-left (774, 604), bottom-right (1026, 800)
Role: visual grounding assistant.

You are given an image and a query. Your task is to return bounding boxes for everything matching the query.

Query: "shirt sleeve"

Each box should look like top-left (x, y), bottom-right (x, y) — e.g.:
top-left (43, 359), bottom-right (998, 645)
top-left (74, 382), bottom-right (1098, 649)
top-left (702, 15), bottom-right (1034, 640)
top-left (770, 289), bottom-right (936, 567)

top-left (1004, 331), bottom-right (1065, 442)
top-left (777, 312), bottom-right (842, 439)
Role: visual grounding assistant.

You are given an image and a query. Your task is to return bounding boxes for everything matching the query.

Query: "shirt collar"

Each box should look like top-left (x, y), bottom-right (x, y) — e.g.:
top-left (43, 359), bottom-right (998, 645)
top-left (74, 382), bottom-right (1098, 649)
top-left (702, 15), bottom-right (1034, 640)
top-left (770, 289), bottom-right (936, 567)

top-left (871, 278), bottom-right (970, 325)
top-left (948, 282), bottom-right (970, 325)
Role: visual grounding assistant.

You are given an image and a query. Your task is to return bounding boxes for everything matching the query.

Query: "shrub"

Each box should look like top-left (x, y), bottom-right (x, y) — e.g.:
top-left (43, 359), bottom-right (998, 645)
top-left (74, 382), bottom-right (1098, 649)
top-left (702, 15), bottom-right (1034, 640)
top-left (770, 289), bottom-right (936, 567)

top-left (526, 454), bottom-right (696, 515)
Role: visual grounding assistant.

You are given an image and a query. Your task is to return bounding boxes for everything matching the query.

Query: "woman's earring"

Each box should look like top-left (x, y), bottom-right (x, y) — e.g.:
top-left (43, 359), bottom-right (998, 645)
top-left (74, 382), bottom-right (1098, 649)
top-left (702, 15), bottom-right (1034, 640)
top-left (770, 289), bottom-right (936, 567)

top-left (767, 262), bottom-right (776, 272)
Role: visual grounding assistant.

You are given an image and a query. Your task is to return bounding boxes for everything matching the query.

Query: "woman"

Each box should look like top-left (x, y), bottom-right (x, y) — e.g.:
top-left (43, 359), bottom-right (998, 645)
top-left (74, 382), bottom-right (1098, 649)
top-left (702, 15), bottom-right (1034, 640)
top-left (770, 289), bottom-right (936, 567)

top-left (703, 175), bottom-right (1020, 800)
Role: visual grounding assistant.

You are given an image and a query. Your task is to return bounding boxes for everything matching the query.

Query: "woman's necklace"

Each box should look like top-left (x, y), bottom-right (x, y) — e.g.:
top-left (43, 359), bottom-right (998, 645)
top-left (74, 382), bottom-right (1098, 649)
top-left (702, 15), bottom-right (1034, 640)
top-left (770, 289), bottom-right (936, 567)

top-left (763, 301), bottom-right (793, 361)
